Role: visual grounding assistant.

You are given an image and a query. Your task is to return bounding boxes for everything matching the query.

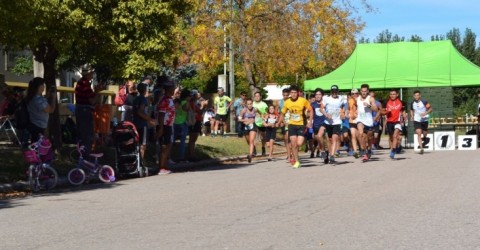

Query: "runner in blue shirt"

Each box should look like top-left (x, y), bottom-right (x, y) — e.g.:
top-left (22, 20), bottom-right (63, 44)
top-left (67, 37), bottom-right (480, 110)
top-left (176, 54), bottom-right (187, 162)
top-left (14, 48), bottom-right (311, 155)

top-left (310, 88), bottom-right (327, 159)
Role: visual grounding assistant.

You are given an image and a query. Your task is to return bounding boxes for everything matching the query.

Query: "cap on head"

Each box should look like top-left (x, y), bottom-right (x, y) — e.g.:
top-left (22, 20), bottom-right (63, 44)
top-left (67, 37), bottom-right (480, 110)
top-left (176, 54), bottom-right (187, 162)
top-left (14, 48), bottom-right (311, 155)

top-left (331, 85), bottom-right (339, 91)
top-left (81, 65), bottom-right (95, 75)
top-left (218, 87), bottom-right (224, 91)
top-left (351, 88), bottom-right (359, 94)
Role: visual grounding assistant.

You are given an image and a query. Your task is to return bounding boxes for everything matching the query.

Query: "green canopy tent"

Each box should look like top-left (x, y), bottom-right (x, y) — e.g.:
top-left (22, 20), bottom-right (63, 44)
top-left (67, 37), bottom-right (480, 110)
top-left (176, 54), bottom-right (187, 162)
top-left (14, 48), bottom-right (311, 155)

top-left (304, 40), bottom-right (480, 91)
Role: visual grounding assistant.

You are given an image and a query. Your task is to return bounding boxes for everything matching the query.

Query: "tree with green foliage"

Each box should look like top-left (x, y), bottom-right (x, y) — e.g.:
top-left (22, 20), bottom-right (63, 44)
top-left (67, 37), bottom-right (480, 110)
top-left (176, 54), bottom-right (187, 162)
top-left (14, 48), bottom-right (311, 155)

top-left (430, 34), bottom-right (445, 41)
top-left (0, 0), bottom-right (192, 146)
top-left (446, 28), bottom-right (462, 51)
top-left (409, 35), bottom-right (423, 42)
top-left (374, 29), bottom-right (405, 43)
top-left (461, 28), bottom-right (476, 61)
top-left (12, 55), bottom-right (34, 75)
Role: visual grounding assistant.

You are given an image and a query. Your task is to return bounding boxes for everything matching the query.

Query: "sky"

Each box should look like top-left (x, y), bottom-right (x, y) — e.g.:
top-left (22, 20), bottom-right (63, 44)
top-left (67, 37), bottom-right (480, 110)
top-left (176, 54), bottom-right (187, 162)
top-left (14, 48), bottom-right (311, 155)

top-left (357, 0), bottom-right (480, 42)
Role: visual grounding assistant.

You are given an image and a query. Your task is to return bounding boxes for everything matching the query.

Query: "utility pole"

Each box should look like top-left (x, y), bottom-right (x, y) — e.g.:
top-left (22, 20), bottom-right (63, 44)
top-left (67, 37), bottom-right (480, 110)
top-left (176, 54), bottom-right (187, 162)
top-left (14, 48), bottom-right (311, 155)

top-left (228, 0), bottom-right (235, 134)
top-left (224, 25), bottom-right (227, 79)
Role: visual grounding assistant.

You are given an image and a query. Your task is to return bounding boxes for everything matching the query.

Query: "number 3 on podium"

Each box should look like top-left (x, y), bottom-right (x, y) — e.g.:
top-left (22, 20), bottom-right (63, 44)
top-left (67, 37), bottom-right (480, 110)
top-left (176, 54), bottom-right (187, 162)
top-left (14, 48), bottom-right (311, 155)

top-left (458, 135), bottom-right (477, 150)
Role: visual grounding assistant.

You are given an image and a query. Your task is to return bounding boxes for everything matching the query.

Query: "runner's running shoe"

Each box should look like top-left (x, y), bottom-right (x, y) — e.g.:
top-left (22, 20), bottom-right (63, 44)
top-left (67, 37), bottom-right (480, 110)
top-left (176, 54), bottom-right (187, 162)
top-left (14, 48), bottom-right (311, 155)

top-left (329, 156), bottom-right (336, 164)
top-left (362, 154), bottom-right (369, 162)
top-left (292, 161), bottom-right (301, 168)
top-left (324, 154), bottom-right (329, 164)
top-left (353, 151), bottom-right (359, 158)
top-left (247, 154), bottom-right (252, 163)
top-left (320, 151), bottom-right (327, 160)
top-left (389, 150), bottom-right (395, 159)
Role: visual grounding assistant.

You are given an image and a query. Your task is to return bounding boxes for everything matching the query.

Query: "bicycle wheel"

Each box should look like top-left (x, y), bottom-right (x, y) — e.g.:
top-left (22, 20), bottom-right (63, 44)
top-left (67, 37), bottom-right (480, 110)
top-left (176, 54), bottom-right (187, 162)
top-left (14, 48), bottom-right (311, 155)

top-left (38, 165), bottom-right (58, 190)
top-left (68, 168), bottom-right (86, 186)
top-left (98, 165), bottom-right (115, 183)
top-left (70, 149), bottom-right (80, 162)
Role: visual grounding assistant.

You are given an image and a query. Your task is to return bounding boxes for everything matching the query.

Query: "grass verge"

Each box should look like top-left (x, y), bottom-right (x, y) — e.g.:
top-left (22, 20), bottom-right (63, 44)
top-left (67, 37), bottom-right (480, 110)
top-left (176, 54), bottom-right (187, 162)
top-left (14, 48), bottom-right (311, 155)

top-left (0, 135), bottom-right (285, 184)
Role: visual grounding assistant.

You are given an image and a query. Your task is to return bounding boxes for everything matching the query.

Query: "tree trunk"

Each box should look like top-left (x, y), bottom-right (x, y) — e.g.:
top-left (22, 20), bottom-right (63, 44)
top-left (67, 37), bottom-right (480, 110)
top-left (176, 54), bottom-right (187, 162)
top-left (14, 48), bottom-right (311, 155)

top-left (34, 42), bottom-right (62, 148)
top-left (237, 3), bottom-right (257, 97)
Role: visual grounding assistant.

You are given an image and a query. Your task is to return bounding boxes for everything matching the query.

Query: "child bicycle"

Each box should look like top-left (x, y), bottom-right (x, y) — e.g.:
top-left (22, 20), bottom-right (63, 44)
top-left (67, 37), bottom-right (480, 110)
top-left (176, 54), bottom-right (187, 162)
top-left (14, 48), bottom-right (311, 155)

top-left (23, 135), bottom-right (58, 192)
top-left (67, 143), bottom-right (115, 185)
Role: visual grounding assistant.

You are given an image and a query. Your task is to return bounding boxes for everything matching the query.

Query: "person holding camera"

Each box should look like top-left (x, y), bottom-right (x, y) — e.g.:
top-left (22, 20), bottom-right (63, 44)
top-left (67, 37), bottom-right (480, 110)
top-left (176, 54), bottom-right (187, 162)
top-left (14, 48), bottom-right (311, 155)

top-left (26, 77), bottom-right (56, 143)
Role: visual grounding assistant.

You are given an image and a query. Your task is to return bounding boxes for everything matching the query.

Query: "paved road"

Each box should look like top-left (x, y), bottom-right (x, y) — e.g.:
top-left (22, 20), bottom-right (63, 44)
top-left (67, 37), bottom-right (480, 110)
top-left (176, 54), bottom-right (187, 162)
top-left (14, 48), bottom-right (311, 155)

top-left (1, 149), bottom-right (480, 249)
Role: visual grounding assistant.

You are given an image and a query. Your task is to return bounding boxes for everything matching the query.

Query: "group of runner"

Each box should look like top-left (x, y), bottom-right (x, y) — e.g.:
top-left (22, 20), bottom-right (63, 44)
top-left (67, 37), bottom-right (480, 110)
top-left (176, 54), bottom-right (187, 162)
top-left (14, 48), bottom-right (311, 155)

top-left (238, 84), bottom-right (433, 168)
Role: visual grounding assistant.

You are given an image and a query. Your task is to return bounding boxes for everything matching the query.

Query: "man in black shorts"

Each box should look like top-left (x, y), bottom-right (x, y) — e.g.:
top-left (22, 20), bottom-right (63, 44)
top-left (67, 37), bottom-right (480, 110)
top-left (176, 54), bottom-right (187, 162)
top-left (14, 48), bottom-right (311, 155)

top-left (410, 90), bottom-right (432, 154)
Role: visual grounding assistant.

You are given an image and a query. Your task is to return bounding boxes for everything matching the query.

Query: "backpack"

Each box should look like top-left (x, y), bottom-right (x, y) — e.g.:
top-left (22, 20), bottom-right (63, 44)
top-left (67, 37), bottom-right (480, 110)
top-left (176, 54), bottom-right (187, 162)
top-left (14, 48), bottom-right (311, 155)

top-left (114, 84), bottom-right (127, 106)
top-left (15, 100), bottom-right (30, 129)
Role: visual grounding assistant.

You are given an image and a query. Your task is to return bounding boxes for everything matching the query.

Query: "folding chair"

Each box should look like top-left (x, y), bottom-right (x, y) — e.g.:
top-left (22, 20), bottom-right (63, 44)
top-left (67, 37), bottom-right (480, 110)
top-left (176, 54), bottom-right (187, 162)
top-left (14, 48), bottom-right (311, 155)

top-left (0, 116), bottom-right (21, 146)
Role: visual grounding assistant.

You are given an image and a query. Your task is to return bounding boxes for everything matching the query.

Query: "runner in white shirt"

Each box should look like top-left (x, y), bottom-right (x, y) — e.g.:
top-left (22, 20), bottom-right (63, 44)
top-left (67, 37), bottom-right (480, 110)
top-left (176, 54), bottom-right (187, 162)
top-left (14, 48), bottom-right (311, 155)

top-left (410, 90), bottom-right (432, 154)
top-left (320, 85), bottom-right (346, 164)
top-left (356, 83), bottom-right (378, 162)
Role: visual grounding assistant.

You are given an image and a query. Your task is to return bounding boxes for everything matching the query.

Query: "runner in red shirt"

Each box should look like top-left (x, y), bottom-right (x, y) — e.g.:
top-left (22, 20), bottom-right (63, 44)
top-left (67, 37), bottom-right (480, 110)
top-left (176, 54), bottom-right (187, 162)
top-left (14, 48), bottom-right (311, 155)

top-left (382, 89), bottom-right (406, 159)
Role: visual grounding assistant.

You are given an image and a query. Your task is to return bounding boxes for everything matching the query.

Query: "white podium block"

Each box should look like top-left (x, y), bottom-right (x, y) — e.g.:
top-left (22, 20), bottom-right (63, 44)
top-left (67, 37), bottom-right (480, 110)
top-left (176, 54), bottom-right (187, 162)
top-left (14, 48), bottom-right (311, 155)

top-left (413, 133), bottom-right (434, 151)
top-left (434, 131), bottom-right (456, 150)
top-left (458, 135), bottom-right (478, 150)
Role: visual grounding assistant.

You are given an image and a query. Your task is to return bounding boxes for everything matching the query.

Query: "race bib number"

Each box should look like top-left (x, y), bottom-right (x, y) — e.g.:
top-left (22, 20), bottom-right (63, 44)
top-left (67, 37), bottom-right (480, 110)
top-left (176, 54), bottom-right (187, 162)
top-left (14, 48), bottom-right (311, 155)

top-left (245, 123), bottom-right (254, 130)
top-left (267, 118), bottom-right (276, 124)
top-left (358, 112), bottom-right (367, 119)
top-left (329, 110), bottom-right (340, 117)
top-left (315, 108), bottom-right (322, 116)
top-left (255, 117), bottom-right (263, 124)
top-left (291, 114), bottom-right (301, 121)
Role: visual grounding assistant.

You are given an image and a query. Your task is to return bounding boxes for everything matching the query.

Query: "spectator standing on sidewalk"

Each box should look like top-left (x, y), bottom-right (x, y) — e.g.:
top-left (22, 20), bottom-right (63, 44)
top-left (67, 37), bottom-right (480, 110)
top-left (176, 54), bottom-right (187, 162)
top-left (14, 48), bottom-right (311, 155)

top-left (75, 66), bottom-right (101, 155)
top-left (156, 81), bottom-right (176, 175)
top-left (26, 77), bottom-right (56, 142)
top-left (173, 89), bottom-right (191, 162)
top-left (122, 83), bottom-right (137, 122)
top-left (212, 87), bottom-right (232, 137)
top-left (233, 92), bottom-right (247, 137)
top-left (117, 79), bottom-right (134, 121)
top-left (133, 83), bottom-right (155, 164)
top-left (187, 89), bottom-right (207, 161)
